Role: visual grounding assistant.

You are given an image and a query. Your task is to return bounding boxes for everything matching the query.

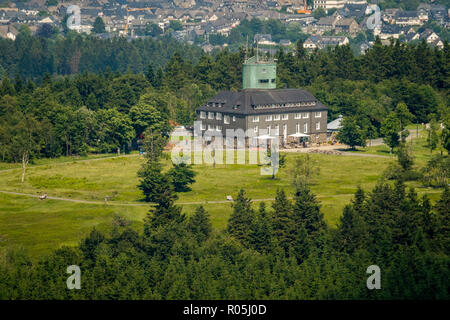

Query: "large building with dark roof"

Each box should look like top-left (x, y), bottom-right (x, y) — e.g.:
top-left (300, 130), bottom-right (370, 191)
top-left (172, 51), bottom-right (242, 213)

top-left (196, 56), bottom-right (329, 144)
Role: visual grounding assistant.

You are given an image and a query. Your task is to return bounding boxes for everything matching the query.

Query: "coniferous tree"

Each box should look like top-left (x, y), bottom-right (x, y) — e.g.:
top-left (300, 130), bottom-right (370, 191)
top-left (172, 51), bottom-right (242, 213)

top-left (296, 39), bottom-right (306, 60)
top-left (187, 206), bottom-right (212, 243)
top-left (434, 187), bottom-right (450, 253)
top-left (167, 163), bottom-right (196, 192)
top-left (291, 186), bottom-right (327, 250)
top-left (352, 186), bottom-right (365, 213)
top-left (92, 17), bottom-right (106, 34)
top-left (249, 202), bottom-right (273, 254)
top-left (138, 161), bottom-right (168, 203)
top-left (271, 189), bottom-right (292, 254)
top-left (336, 204), bottom-right (368, 254)
top-left (227, 189), bottom-right (254, 245)
top-left (145, 64), bottom-right (156, 85)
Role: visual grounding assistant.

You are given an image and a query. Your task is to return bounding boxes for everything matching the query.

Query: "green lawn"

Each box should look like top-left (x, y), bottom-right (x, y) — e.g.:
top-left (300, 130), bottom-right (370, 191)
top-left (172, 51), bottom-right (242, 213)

top-left (0, 135), bottom-right (445, 260)
top-left (341, 126), bottom-right (447, 166)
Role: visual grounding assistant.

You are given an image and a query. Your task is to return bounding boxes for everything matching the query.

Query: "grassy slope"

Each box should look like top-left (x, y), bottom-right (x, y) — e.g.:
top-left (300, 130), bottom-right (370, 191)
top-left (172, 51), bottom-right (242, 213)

top-left (0, 130), bottom-right (446, 259)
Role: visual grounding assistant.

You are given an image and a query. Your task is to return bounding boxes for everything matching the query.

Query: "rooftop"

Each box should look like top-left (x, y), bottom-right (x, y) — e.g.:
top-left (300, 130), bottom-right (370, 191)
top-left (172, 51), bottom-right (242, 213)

top-left (197, 88), bottom-right (328, 115)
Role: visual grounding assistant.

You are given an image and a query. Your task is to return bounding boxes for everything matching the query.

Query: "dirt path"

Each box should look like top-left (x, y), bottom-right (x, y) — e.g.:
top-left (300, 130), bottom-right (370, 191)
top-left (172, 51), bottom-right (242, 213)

top-left (0, 189), bottom-right (361, 207)
top-left (0, 190), bottom-right (147, 206)
top-left (0, 190), bottom-right (297, 206)
top-left (281, 147), bottom-right (392, 158)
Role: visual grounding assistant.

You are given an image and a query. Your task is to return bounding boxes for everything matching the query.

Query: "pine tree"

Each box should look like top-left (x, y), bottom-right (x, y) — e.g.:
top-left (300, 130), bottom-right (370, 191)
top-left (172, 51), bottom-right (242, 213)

top-left (249, 202), bottom-right (273, 254)
top-left (167, 163), bottom-right (196, 192)
top-left (138, 161), bottom-right (172, 203)
top-left (434, 187), bottom-right (450, 252)
top-left (352, 186), bottom-right (365, 213)
top-left (154, 67), bottom-right (164, 88)
top-left (187, 206), bottom-right (212, 243)
top-left (296, 39), bottom-right (306, 60)
top-left (145, 64), bottom-right (155, 85)
top-left (227, 189), bottom-right (254, 245)
top-left (92, 17), bottom-right (106, 34)
top-left (291, 186), bottom-right (327, 249)
top-left (0, 76), bottom-right (15, 96)
top-left (336, 205), bottom-right (368, 254)
top-left (271, 189), bottom-right (292, 254)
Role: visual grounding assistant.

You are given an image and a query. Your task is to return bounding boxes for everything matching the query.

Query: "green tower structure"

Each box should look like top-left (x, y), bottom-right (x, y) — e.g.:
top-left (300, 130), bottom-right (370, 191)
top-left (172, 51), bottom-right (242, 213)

top-left (242, 56), bottom-right (277, 90)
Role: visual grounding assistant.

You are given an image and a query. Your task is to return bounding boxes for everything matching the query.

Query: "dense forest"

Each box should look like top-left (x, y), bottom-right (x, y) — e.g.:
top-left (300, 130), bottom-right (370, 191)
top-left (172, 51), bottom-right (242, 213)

top-left (0, 33), bottom-right (448, 168)
top-left (0, 161), bottom-right (449, 298)
top-left (0, 30), bottom-right (203, 79)
top-left (0, 16), bottom-right (449, 301)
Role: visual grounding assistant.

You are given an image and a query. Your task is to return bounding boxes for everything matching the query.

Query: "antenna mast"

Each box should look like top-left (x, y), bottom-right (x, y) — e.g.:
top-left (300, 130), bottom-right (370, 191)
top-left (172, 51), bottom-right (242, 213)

top-left (256, 40), bottom-right (259, 63)
top-left (245, 35), bottom-right (248, 60)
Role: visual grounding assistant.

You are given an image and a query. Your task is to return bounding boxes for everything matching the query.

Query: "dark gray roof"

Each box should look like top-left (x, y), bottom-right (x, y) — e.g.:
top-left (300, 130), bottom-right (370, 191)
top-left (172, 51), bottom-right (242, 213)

top-left (197, 88), bottom-right (328, 115)
top-left (395, 10), bottom-right (419, 18)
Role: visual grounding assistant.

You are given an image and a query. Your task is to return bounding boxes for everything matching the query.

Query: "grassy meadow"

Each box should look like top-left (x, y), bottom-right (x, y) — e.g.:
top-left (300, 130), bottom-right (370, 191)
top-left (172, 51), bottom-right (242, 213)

top-left (0, 129), bottom-right (446, 259)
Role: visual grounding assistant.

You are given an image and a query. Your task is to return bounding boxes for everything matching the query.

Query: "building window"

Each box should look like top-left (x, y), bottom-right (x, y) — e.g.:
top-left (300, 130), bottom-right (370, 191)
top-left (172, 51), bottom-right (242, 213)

top-left (208, 112), bottom-right (214, 120)
top-left (200, 111), bottom-right (206, 119)
top-left (259, 79), bottom-right (269, 83)
top-left (274, 114), bottom-right (281, 121)
top-left (224, 115), bottom-right (230, 124)
top-left (316, 122), bottom-right (320, 130)
top-left (216, 112), bottom-right (222, 120)
top-left (282, 114), bottom-right (288, 120)
top-left (232, 116), bottom-right (236, 122)
top-left (267, 126), bottom-right (271, 135)
top-left (266, 115), bottom-right (272, 121)
top-left (201, 122), bottom-right (206, 130)
top-left (216, 125), bottom-right (222, 131)
top-left (274, 125), bottom-right (279, 134)
top-left (208, 124), bottom-right (213, 131)
top-left (254, 126), bottom-right (258, 133)
top-left (252, 116), bottom-right (259, 123)
top-left (295, 113), bottom-right (301, 119)
top-left (303, 112), bottom-right (309, 119)
top-left (304, 123), bottom-right (308, 133)
top-left (315, 112), bottom-right (322, 118)
top-left (296, 123), bottom-right (300, 133)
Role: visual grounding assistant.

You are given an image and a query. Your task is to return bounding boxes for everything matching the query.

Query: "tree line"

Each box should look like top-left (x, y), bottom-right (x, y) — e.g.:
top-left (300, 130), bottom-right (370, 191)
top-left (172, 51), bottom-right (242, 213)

top-left (0, 29), bottom-right (203, 79)
top-left (0, 171), bottom-right (448, 299)
top-left (0, 35), bottom-right (448, 174)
